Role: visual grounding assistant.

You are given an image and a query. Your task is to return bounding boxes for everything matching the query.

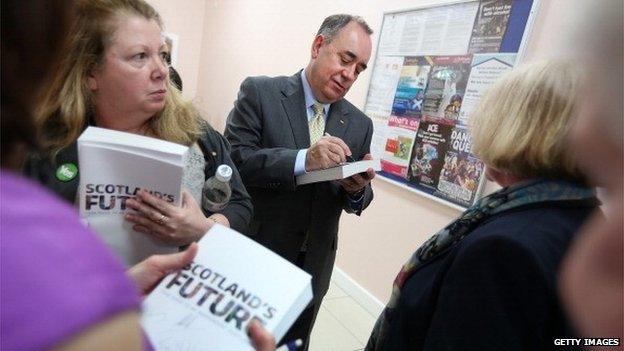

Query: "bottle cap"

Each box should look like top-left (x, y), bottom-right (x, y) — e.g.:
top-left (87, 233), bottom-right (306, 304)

top-left (216, 164), bottom-right (232, 182)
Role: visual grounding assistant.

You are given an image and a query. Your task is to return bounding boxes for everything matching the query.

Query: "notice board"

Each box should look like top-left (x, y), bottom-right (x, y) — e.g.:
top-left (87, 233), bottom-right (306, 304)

top-left (364, 0), bottom-right (539, 210)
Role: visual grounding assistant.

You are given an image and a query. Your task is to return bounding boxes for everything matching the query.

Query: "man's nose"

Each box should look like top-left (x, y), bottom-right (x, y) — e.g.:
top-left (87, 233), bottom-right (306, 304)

top-left (342, 64), bottom-right (356, 82)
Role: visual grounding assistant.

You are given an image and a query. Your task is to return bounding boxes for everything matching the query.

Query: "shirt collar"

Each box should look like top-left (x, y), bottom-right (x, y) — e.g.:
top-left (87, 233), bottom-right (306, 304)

top-left (301, 70), bottom-right (330, 115)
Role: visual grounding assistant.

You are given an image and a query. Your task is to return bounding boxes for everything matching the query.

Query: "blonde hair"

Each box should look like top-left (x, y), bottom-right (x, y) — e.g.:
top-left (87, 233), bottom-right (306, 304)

top-left (35, 0), bottom-right (202, 156)
top-left (470, 60), bottom-right (583, 182)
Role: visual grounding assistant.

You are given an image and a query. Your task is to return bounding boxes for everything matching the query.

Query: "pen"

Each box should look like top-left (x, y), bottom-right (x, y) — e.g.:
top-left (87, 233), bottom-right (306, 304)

top-left (324, 132), bottom-right (355, 163)
top-left (276, 339), bottom-right (303, 351)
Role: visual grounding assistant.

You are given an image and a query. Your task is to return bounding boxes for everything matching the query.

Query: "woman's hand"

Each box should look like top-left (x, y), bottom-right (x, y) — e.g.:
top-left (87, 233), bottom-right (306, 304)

top-left (247, 319), bottom-right (276, 351)
top-left (127, 243), bottom-right (198, 297)
top-left (125, 189), bottom-right (221, 246)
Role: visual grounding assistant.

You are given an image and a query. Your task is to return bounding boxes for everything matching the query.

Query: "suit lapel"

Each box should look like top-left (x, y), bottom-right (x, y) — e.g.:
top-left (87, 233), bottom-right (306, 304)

top-left (325, 100), bottom-right (350, 145)
top-left (281, 72), bottom-right (310, 148)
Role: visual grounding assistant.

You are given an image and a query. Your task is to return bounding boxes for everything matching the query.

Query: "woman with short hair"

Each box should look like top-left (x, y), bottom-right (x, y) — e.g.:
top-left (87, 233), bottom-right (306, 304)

top-left (366, 60), bottom-right (598, 351)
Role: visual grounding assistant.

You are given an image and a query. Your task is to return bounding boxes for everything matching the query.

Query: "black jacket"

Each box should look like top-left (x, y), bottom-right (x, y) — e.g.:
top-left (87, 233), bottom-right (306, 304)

top-left (23, 124), bottom-right (253, 233)
top-left (376, 200), bottom-right (596, 351)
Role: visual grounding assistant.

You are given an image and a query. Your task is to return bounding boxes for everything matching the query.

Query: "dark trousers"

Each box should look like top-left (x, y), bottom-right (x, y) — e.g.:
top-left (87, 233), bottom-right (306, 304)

top-left (278, 251), bottom-right (321, 351)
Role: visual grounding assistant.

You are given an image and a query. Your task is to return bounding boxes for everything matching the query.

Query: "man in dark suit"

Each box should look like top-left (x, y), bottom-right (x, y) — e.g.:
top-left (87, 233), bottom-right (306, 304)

top-left (224, 14), bottom-right (375, 349)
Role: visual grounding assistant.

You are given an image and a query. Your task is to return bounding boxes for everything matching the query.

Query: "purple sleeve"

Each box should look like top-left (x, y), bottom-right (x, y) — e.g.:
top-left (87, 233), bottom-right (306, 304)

top-left (1, 172), bottom-right (141, 350)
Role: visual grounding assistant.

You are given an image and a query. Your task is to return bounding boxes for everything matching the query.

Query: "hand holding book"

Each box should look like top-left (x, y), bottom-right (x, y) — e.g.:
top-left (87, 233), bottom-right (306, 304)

top-left (125, 189), bottom-right (216, 246)
top-left (126, 244), bottom-right (282, 350)
top-left (338, 153), bottom-right (376, 195)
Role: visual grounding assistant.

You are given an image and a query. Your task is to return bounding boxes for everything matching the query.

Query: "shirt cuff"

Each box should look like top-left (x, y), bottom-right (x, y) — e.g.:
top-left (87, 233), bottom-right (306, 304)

top-left (294, 149), bottom-right (308, 176)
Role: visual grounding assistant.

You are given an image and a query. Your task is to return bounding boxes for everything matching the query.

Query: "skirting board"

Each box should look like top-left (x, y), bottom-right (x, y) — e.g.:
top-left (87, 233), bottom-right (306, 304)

top-left (332, 266), bottom-right (385, 318)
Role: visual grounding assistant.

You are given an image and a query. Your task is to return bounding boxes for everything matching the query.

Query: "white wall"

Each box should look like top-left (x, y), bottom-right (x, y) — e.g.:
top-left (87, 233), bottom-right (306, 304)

top-left (154, 0), bottom-right (582, 303)
top-left (149, 0), bottom-right (207, 100)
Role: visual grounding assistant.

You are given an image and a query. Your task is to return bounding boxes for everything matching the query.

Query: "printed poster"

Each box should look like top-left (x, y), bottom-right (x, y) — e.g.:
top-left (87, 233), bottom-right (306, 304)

top-left (468, 0), bottom-right (513, 53)
top-left (380, 116), bottom-right (420, 178)
top-left (437, 126), bottom-right (485, 207)
top-left (422, 55), bottom-right (472, 120)
top-left (458, 53), bottom-right (516, 125)
top-left (364, 56), bottom-right (404, 117)
top-left (407, 117), bottom-right (454, 190)
top-left (391, 57), bottom-right (431, 117)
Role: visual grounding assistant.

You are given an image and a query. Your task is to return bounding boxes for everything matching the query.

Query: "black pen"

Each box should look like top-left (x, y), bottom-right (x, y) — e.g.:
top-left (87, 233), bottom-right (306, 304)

top-left (324, 132), bottom-right (355, 163)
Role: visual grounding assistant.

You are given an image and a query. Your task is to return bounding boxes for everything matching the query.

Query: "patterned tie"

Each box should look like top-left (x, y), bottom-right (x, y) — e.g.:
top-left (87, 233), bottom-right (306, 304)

top-left (309, 102), bottom-right (325, 145)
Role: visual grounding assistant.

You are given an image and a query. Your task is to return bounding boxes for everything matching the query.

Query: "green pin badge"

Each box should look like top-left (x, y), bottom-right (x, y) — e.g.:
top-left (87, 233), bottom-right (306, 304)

top-left (56, 163), bottom-right (78, 182)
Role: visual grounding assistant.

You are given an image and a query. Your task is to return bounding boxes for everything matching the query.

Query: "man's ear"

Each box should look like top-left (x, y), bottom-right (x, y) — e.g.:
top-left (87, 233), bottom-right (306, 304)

top-left (311, 35), bottom-right (325, 59)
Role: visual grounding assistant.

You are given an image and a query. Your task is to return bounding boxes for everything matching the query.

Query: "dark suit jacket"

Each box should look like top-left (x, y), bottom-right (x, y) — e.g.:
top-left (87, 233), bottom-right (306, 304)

top-left (224, 71), bottom-right (374, 299)
top-left (376, 200), bottom-right (596, 351)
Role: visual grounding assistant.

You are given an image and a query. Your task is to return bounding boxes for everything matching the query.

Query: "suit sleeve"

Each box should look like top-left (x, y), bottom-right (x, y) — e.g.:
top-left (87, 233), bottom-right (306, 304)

top-left (342, 117), bottom-right (374, 215)
top-left (224, 77), bottom-right (299, 191)
top-left (422, 236), bottom-right (553, 351)
top-left (201, 128), bottom-right (253, 233)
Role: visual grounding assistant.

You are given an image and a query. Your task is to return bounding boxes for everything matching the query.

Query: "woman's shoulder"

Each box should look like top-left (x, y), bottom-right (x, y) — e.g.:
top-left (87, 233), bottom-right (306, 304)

top-left (455, 204), bottom-right (595, 272)
top-left (470, 204), bottom-right (593, 244)
top-left (197, 120), bottom-right (230, 150)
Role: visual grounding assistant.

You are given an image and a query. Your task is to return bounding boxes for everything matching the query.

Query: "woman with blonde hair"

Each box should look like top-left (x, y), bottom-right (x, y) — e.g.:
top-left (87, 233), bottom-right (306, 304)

top-left (366, 60), bottom-right (598, 351)
top-left (25, 0), bottom-right (252, 264)
top-left (1, 1), bottom-right (274, 350)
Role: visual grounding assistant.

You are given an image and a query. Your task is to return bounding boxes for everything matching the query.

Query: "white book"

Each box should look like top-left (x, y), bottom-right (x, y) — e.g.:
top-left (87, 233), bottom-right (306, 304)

top-left (77, 126), bottom-right (189, 266)
top-left (296, 159), bottom-right (381, 185)
top-left (141, 224), bottom-right (313, 351)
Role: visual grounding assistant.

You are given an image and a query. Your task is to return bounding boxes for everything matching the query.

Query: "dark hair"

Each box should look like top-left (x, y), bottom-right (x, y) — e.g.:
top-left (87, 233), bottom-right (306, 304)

top-left (316, 14), bottom-right (373, 43)
top-left (1, 0), bottom-right (72, 166)
top-left (450, 94), bottom-right (462, 103)
top-left (169, 66), bottom-right (183, 92)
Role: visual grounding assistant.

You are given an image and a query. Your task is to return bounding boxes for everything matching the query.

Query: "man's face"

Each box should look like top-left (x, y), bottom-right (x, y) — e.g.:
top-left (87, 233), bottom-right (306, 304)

top-left (307, 21), bottom-right (372, 103)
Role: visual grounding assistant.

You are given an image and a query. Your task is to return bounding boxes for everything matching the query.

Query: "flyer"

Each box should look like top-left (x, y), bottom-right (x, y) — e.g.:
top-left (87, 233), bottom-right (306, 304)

top-left (391, 56), bottom-right (430, 117)
top-left (380, 116), bottom-right (420, 178)
top-left (422, 55), bottom-right (472, 120)
top-left (468, 0), bottom-right (513, 53)
top-left (458, 53), bottom-right (516, 125)
top-left (436, 126), bottom-right (485, 207)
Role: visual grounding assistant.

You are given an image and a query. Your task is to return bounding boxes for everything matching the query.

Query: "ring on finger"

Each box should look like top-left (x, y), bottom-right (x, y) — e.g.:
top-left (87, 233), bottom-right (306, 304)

top-left (156, 213), bottom-right (168, 225)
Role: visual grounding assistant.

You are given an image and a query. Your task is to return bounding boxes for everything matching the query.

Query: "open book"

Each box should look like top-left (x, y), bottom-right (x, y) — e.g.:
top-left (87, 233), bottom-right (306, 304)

top-left (141, 224), bottom-right (313, 351)
top-left (77, 126), bottom-right (189, 266)
top-left (296, 159), bottom-right (381, 185)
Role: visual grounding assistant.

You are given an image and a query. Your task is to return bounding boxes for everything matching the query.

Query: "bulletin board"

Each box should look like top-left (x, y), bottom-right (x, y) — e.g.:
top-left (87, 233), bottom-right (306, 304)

top-left (364, 0), bottom-right (540, 210)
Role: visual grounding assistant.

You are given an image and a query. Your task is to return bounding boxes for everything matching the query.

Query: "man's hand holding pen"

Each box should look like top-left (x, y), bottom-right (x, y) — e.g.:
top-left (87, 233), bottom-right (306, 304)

top-left (305, 132), bottom-right (352, 171)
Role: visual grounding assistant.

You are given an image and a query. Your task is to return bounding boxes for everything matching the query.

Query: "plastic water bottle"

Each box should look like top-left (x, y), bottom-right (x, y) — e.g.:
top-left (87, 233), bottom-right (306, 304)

top-left (202, 164), bottom-right (232, 212)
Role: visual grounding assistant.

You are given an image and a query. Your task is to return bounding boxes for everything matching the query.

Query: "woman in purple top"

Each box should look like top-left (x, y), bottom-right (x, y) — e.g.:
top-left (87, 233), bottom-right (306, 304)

top-left (0, 1), bottom-right (275, 350)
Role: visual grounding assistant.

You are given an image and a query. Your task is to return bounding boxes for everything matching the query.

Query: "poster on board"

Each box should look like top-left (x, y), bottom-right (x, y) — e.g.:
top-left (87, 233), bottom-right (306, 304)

top-left (380, 116), bottom-right (420, 178)
top-left (436, 125), bottom-right (485, 207)
top-left (468, 0), bottom-right (513, 53)
top-left (391, 57), bottom-right (431, 117)
top-left (459, 53), bottom-right (516, 124)
top-left (407, 117), bottom-right (454, 189)
top-left (365, 0), bottom-right (536, 209)
top-left (422, 55), bottom-right (472, 121)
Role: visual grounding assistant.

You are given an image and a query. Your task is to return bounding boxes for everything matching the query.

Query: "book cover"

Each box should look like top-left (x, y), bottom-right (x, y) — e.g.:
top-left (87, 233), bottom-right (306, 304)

top-left (296, 159), bottom-right (380, 185)
top-left (77, 126), bottom-right (189, 266)
top-left (141, 224), bottom-right (313, 351)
